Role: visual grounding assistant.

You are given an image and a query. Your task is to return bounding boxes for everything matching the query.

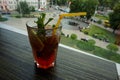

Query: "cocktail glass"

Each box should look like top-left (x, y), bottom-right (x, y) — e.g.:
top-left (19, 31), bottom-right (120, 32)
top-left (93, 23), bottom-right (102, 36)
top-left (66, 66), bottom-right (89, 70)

top-left (26, 21), bottom-right (61, 69)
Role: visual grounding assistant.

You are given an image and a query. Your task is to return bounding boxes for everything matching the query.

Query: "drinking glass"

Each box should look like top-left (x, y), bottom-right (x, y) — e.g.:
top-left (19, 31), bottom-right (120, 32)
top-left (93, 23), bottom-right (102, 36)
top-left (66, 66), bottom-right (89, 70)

top-left (26, 21), bottom-right (61, 69)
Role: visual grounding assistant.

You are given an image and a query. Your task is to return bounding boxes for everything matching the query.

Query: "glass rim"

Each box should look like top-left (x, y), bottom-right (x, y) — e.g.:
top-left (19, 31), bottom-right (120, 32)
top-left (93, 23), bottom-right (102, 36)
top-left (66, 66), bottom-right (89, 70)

top-left (26, 20), bottom-right (62, 30)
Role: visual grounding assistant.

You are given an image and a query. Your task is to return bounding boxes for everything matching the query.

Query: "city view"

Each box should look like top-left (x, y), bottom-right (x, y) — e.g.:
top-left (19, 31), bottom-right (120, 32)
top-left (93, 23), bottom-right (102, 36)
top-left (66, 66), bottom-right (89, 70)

top-left (0, 0), bottom-right (120, 79)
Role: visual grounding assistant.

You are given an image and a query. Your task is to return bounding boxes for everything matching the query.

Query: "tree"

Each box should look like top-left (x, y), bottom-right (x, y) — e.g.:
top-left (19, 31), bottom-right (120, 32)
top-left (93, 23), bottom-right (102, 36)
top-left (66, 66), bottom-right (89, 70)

top-left (30, 6), bottom-right (35, 12)
top-left (0, 14), bottom-right (2, 18)
top-left (16, 1), bottom-right (30, 16)
top-left (98, 0), bottom-right (120, 9)
top-left (109, 3), bottom-right (120, 33)
top-left (50, 0), bottom-right (68, 6)
top-left (109, 3), bottom-right (120, 46)
top-left (70, 0), bottom-right (99, 19)
top-left (109, 13), bottom-right (120, 33)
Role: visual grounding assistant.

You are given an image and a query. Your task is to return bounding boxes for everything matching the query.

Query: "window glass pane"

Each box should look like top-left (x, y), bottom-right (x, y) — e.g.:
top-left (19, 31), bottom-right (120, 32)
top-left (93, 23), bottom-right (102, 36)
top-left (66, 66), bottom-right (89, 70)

top-left (0, 0), bottom-right (120, 65)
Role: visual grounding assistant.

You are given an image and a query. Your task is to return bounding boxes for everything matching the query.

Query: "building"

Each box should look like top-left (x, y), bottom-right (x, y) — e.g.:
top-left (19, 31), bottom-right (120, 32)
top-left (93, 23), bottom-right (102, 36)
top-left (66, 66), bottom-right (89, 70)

top-left (0, 0), bottom-right (47, 11)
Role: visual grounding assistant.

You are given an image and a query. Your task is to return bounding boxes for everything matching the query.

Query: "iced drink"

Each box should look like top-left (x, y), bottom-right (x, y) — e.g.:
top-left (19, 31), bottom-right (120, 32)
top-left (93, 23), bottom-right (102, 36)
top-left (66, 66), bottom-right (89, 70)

top-left (27, 25), bottom-right (61, 69)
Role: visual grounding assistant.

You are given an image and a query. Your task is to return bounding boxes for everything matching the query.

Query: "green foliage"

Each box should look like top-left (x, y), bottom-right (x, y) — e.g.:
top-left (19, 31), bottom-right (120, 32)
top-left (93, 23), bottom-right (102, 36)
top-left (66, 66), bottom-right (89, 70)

top-left (93, 46), bottom-right (113, 58)
top-left (109, 3), bottom-right (120, 32)
top-left (16, 1), bottom-right (30, 16)
top-left (16, 4), bottom-right (20, 14)
top-left (11, 14), bottom-right (22, 18)
top-left (98, 0), bottom-right (119, 9)
top-left (77, 40), bottom-right (95, 51)
top-left (93, 46), bottom-right (120, 63)
top-left (109, 12), bottom-right (120, 32)
top-left (60, 35), bottom-right (79, 48)
top-left (82, 29), bottom-right (89, 34)
top-left (96, 20), bottom-right (102, 24)
top-left (30, 6), bottom-right (35, 12)
top-left (93, 33), bottom-right (108, 41)
top-left (107, 43), bottom-right (119, 52)
top-left (15, 15), bottom-right (21, 18)
top-left (0, 17), bottom-right (8, 21)
top-left (70, 0), bottom-right (99, 19)
top-left (88, 39), bottom-right (96, 45)
top-left (70, 34), bottom-right (77, 40)
top-left (51, 0), bottom-right (67, 5)
top-left (113, 2), bottom-right (120, 13)
top-left (95, 14), bottom-right (109, 20)
top-left (82, 25), bottom-right (115, 43)
top-left (0, 14), bottom-right (2, 18)
top-left (34, 13), bottom-right (53, 35)
top-left (35, 13), bottom-right (53, 28)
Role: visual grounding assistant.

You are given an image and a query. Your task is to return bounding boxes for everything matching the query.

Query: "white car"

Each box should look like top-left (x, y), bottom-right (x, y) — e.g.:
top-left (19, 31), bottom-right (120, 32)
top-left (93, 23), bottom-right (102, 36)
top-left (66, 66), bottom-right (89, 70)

top-left (38, 8), bottom-right (44, 11)
top-left (64, 8), bottom-right (70, 13)
top-left (55, 6), bottom-right (59, 10)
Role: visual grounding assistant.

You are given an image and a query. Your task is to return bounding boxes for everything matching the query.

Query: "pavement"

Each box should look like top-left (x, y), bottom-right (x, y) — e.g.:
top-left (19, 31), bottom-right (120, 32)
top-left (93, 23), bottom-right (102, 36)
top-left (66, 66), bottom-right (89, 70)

top-left (0, 13), bottom-right (120, 78)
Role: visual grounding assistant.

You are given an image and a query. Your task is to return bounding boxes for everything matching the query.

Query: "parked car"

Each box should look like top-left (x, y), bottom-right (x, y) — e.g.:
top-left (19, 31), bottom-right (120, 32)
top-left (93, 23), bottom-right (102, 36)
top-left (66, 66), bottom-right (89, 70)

top-left (90, 18), bottom-right (98, 22)
top-left (103, 20), bottom-right (110, 27)
top-left (55, 6), bottom-right (59, 10)
top-left (81, 38), bottom-right (89, 42)
top-left (38, 8), bottom-right (44, 11)
top-left (69, 21), bottom-right (79, 26)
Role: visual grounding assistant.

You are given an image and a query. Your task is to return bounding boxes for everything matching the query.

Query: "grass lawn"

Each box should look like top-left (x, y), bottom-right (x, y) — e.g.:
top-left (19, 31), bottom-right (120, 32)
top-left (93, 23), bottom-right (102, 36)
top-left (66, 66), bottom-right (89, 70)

top-left (82, 25), bottom-right (116, 43)
top-left (60, 35), bottom-right (120, 63)
top-left (95, 14), bottom-right (109, 20)
top-left (60, 35), bottom-right (79, 49)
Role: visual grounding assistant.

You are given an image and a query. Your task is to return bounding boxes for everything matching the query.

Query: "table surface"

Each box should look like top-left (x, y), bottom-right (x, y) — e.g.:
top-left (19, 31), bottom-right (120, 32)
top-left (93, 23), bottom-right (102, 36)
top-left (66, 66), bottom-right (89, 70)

top-left (0, 28), bottom-right (119, 80)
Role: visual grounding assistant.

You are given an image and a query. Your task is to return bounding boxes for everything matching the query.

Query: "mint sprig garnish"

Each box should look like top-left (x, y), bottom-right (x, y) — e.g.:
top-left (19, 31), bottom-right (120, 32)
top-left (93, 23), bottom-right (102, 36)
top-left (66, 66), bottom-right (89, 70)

top-left (34, 13), bottom-right (53, 35)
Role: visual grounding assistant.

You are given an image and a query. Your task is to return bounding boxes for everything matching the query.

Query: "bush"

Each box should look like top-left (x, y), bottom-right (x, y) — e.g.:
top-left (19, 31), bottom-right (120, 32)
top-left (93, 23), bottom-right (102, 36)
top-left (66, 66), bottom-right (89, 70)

top-left (70, 34), bottom-right (77, 40)
top-left (92, 33), bottom-right (108, 41)
top-left (23, 14), bottom-right (35, 18)
top-left (82, 29), bottom-right (89, 35)
top-left (107, 43), bottom-right (119, 52)
top-left (15, 15), bottom-right (21, 18)
top-left (97, 34), bottom-right (106, 40)
top-left (84, 31), bottom-right (88, 34)
top-left (93, 46), bottom-right (120, 63)
top-left (93, 47), bottom-right (113, 58)
top-left (77, 40), bottom-right (95, 51)
top-left (0, 17), bottom-right (8, 21)
top-left (88, 39), bottom-right (96, 45)
top-left (97, 20), bottom-right (102, 24)
top-left (30, 6), bottom-right (35, 12)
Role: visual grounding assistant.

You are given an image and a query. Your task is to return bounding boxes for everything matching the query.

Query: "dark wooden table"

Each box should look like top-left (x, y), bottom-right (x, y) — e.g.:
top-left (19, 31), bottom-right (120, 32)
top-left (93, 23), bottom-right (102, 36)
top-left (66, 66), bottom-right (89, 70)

top-left (0, 28), bottom-right (119, 80)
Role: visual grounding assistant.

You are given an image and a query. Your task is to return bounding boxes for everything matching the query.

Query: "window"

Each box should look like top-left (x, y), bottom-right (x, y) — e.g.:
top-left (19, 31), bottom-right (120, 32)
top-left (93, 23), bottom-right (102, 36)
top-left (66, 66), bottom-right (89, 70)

top-left (14, 1), bottom-right (16, 4)
top-left (35, 2), bottom-right (38, 4)
top-left (0, 0), bottom-right (119, 69)
top-left (9, 1), bottom-right (13, 4)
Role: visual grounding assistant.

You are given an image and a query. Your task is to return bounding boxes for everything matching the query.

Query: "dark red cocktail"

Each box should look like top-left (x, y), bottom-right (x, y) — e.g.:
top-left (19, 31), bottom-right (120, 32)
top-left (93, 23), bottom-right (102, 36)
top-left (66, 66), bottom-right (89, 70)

top-left (26, 24), bottom-right (61, 69)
